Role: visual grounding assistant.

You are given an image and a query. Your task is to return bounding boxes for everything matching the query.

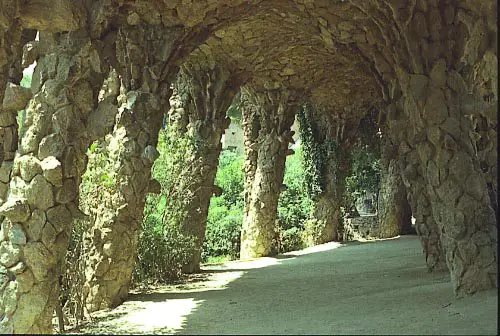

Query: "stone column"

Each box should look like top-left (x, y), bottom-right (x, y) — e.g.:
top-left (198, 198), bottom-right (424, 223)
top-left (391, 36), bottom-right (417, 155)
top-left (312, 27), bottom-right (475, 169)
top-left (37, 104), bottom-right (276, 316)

top-left (167, 64), bottom-right (240, 273)
top-left (309, 151), bottom-right (350, 244)
top-left (241, 93), bottom-right (260, 218)
top-left (0, 29), bottom-right (37, 204)
top-left (377, 134), bottom-right (412, 238)
top-left (394, 60), bottom-right (497, 295)
top-left (0, 30), bottom-right (108, 333)
top-left (82, 24), bottom-right (181, 312)
top-left (240, 88), bottom-right (303, 259)
top-left (0, 14), bottom-right (21, 197)
top-left (387, 105), bottom-right (447, 272)
top-left (300, 105), bottom-right (357, 245)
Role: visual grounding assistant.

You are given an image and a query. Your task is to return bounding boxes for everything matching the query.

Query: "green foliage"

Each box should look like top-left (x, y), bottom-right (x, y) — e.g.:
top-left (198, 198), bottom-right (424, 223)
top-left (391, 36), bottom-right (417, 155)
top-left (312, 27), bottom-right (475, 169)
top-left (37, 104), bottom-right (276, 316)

top-left (297, 105), bottom-right (325, 198)
top-left (214, 150), bottom-right (245, 207)
top-left (226, 104), bottom-right (242, 125)
top-left (275, 145), bottom-right (314, 253)
top-left (20, 70), bottom-right (32, 88)
top-left (203, 149), bottom-right (244, 261)
top-left (302, 218), bottom-right (328, 247)
top-left (278, 146), bottom-right (313, 230)
top-left (276, 226), bottom-right (304, 253)
top-left (133, 194), bottom-right (197, 284)
top-left (203, 196), bottom-right (243, 260)
top-left (80, 140), bottom-right (116, 197)
top-left (133, 129), bottom-right (198, 285)
top-left (60, 139), bottom-right (119, 325)
top-left (204, 144), bottom-right (314, 259)
top-left (346, 147), bottom-right (381, 198)
top-left (346, 109), bottom-right (381, 201)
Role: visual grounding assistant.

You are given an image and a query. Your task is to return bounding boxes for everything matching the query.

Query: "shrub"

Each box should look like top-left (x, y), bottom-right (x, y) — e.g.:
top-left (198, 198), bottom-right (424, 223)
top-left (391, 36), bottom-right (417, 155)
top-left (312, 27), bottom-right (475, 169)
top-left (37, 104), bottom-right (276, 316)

top-left (132, 129), bottom-right (199, 285)
top-left (302, 218), bottom-right (328, 247)
top-left (276, 226), bottom-right (304, 254)
top-left (202, 149), bottom-right (244, 262)
top-left (278, 145), bottom-right (313, 231)
top-left (133, 195), bottom-right (197, 284)
top-left (203, 197), bottom-right (243, 261)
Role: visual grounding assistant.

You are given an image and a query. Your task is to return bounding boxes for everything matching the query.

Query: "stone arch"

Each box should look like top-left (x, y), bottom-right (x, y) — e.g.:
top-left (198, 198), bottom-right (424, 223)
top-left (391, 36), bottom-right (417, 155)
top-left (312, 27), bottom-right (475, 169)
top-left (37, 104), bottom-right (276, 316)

top-left (0, 0), bottom-right (496, 333)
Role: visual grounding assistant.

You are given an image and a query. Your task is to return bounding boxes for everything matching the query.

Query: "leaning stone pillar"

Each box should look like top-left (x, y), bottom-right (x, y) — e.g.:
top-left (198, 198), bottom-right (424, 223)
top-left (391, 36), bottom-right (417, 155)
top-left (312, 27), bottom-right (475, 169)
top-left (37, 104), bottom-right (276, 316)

top-left (167, 64), bottom-right (240, 273)
top-left (240, 88), bottom-right (303, 259)
top-left (395, 60), bottom-right (497, 295)
top-left (308, 151), bottom-right (350, 244)
top-left (299, 105), bottom-right (356, 245)
top-left (0, 17), bottom-right (22, 197)
top-left (387, 104), bottom-right (447, 272)
top-left (0, 29), bottom-right (37, 204)
top-left (377, 134), bottom-right (412, 238)
top-left (82, 25), bottom-right (179, 312)
top-left (0, 30), bottom-right (108, 333)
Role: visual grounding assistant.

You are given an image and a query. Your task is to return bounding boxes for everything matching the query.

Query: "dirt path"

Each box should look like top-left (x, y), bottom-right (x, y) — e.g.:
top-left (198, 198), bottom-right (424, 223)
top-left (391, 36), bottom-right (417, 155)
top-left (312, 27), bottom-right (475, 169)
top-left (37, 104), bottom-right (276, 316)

top-left (69, 236), bottom-right (497, 335)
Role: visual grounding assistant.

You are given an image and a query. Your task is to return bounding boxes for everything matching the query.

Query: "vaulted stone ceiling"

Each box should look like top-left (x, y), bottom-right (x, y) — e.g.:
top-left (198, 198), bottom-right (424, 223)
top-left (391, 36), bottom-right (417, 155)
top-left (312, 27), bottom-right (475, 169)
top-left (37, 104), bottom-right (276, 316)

top-left (170, 0), bottom-right (384, 118)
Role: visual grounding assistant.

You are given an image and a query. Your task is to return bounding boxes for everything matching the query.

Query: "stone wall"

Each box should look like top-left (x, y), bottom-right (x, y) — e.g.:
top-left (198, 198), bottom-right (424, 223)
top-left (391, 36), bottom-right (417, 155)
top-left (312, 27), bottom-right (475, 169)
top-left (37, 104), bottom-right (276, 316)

top-left (343, 215), bottom-right (380, 241)
top-left (0, 0), bottom-right (496, 332)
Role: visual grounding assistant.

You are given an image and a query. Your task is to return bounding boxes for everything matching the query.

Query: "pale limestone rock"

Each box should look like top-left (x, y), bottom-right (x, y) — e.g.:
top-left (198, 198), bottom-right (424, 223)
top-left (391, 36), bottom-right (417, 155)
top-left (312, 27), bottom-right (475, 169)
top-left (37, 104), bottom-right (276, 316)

top-left (0, 241), bottom-right (21, 268)
top-left (18, 155), bottom-right (42, 182)
top-left (38, 133), bottom-right (65, 160)
top-left (40, 156), bottom-right (63, 187)
top-left (2, 83), bottom-right (32, 112)
top-left (0, 199), bottom-right (30, 223)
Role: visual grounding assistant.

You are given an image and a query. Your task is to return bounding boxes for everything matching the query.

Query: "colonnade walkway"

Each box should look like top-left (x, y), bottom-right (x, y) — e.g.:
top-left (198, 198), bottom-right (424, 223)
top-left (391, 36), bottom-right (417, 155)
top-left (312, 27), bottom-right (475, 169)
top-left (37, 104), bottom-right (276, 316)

top-left (72, 236), bottom-right (497, 335)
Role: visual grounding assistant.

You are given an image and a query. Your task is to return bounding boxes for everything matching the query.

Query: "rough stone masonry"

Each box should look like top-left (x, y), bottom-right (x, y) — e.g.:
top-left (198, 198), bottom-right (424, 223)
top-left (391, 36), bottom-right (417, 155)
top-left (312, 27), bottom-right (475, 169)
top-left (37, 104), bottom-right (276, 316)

top-left (0, 0), bottom-right (497, 333)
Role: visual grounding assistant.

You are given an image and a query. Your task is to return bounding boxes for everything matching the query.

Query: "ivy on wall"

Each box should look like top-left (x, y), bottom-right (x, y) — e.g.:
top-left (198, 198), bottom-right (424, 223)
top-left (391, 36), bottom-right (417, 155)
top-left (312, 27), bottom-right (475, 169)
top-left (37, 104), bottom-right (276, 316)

top-left (297, 103), bottom-right (325, 198)
top-left (297, 104), bottom-right (341, 199)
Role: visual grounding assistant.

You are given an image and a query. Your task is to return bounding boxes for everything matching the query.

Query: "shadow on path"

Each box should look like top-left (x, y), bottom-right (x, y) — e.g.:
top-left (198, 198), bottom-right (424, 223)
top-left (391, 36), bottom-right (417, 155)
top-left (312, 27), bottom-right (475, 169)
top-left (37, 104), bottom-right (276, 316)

top-left (71, 236), bottom-right (498, 335)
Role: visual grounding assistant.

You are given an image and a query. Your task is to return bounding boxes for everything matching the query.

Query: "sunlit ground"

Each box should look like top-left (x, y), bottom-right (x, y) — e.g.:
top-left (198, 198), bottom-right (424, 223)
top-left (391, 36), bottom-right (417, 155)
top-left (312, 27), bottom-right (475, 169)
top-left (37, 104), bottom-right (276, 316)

top-left (67, 270), bottom-right (246, 334)
top-left (65, 239), bottom-right (385, 334)
top-left (66, 236), bottom-right (497, 335)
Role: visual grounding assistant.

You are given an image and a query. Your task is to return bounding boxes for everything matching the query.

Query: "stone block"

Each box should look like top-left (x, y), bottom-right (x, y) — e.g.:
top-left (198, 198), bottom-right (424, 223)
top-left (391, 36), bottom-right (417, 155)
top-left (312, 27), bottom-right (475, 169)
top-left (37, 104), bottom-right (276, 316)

top-left (447, 71), bottom-right (467, 93)
top-left (429, 59), bottom-right (447, 87)
top-left (0, 198), bottom-right (30, 223)
top-left (40, 156), bottom-right (63, 187)
top-left (15, 268), bottom-right (35, 293)
top-left (40, 221), bottom-right (57, 247)
top-left (465, 172), bottom-right (487, 201)
top-left (0, 162), bottom-right (13, 183)
top-left (423, 89), bottom-right (448, 124)
top-left (55, 178), bottom-right (76, 204)
top-left (0, 112), bottom-right (17, 128)
top-left (141, 145), bottom-right (159, 164)
top-left (0, 241), bottom-right (21, 268)
top-left (409, 74), bottom-right (429, 102)
top-left (25, 209), bottom-right (46, 242)
top-left (23, 242), bottom-right (55, 281)
top-left (2, 83), bottom-right (32, 112)
top-left (1, 281), bottom-right (18, 316)
top-left (38, 133), bottom-right (65, 160)
top-left (19, 127), bottom-right (41, 155)
top-left (18, 154), bottom-right (42, 182)
top-left (46, 204), bottom-right (72, 233)
top-left (426, 160), bottom-right (440, 187)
